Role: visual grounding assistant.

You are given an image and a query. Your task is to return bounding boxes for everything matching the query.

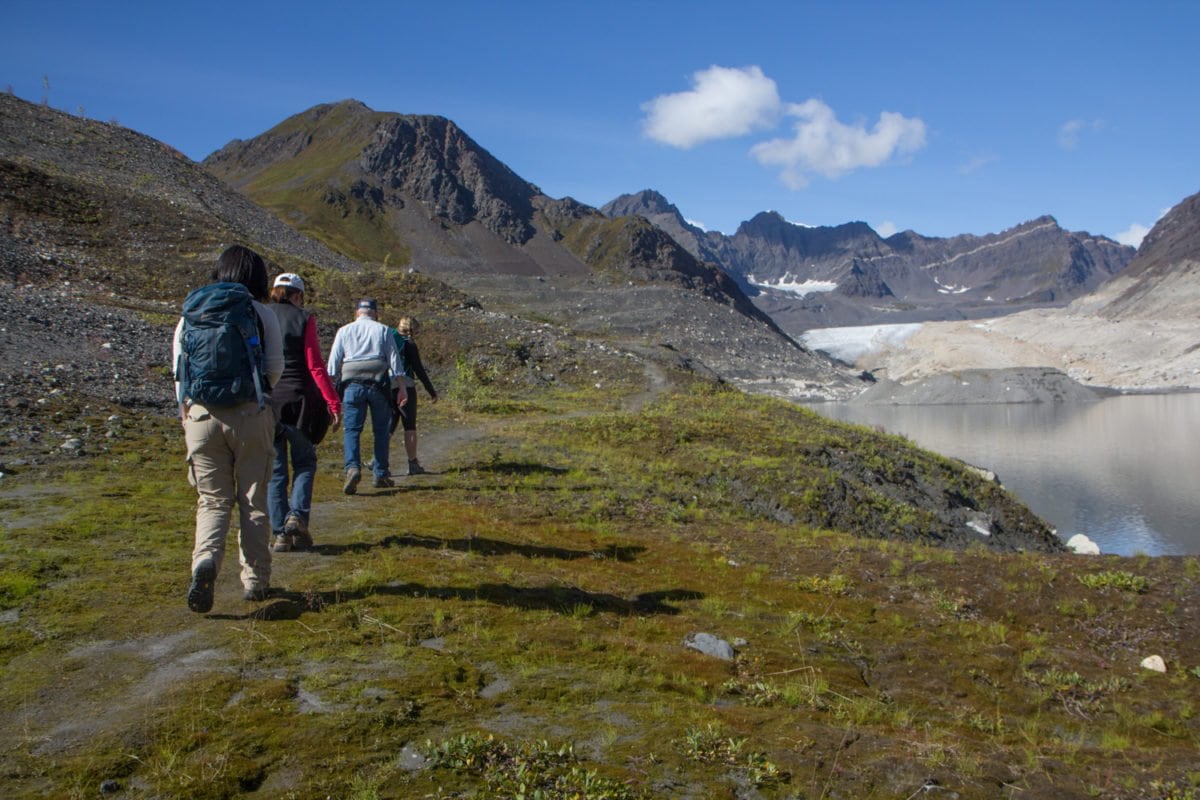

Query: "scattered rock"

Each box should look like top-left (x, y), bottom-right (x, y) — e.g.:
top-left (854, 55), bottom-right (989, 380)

top-left (397, 743), bottom-right (429, 771)
top-left (965, 511), bottom-right (993, 537)
top-left (480, 675), bottom-right (512, 700)
top-left (683, 632), bottom-right (735, 661)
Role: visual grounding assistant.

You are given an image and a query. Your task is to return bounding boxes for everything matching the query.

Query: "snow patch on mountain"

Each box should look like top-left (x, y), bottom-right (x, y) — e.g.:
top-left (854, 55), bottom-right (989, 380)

top-left (749, 273), bottom-right (838, 296)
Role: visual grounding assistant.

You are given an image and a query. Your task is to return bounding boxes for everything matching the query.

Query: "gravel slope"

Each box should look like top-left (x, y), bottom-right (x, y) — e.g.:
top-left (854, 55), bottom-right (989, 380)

top-left (858, 308), bottom-right (1200, 393)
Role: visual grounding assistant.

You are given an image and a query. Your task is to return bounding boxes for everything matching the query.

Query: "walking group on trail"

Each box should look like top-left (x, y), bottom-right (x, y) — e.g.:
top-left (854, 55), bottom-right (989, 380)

top-left (173, 245), bottom-right (438, 614)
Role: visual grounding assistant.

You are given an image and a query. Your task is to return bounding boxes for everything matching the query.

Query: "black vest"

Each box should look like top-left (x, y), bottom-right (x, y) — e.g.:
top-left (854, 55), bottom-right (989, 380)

top-left (271, 301), bottom-right (311, 412)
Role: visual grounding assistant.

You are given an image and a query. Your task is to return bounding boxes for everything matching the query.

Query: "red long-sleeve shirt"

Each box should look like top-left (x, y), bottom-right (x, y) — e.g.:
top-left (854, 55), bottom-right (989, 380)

top-left (303, 315), bottom-right (341, 415)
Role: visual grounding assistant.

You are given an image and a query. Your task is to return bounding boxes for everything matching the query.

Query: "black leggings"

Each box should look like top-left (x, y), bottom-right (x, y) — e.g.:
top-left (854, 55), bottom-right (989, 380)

top-left (396, 389), bottom-right (417, 432)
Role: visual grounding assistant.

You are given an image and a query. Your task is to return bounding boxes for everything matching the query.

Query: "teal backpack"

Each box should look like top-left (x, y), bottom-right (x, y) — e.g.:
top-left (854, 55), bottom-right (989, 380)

top-left (178, 282), bottom-right (266, 408)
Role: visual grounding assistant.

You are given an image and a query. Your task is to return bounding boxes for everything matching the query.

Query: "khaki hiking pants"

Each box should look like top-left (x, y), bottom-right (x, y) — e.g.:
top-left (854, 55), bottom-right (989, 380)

top-left (184, 400), bottom-right (276, 593)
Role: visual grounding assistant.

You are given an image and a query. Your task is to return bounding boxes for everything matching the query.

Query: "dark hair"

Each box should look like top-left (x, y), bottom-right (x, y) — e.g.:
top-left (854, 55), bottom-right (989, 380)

top-left (212, 245), bottom-right (269, 301)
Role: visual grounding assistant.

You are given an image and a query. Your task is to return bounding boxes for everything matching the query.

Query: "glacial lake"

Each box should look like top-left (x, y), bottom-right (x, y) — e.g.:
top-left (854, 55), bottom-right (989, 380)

top-left (806, 393), bottom-right (1200, 556)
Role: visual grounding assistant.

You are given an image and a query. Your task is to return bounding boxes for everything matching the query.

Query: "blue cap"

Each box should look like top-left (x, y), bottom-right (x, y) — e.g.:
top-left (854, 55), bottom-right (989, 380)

top-left (357, 298), bottom-right (378, 313)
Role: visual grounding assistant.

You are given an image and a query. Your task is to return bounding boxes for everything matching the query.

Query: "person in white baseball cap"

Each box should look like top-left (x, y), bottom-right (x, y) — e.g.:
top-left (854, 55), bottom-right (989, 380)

top-left (267, 271), bottom-right (342, 551)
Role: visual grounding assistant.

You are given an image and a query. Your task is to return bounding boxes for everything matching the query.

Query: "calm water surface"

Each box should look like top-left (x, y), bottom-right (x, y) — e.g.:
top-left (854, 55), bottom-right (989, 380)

top-left (807, 394), bottom-right (1200, 556)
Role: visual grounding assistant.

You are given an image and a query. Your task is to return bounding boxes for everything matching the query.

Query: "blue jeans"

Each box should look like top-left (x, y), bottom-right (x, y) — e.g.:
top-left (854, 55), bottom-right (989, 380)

top-left (342, 381), bottom-right (392, 478)
top-left (269, 423), bottom-right (316, 532)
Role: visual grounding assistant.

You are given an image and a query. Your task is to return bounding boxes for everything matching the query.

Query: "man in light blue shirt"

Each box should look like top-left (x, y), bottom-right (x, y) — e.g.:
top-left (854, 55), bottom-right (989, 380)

top-left (328, 298), bottom-right (406, 493)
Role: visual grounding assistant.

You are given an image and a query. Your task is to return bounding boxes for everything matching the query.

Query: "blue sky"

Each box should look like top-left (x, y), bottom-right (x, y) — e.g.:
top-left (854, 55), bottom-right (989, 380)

top-left (3, 1), bottom-right (1196, 246)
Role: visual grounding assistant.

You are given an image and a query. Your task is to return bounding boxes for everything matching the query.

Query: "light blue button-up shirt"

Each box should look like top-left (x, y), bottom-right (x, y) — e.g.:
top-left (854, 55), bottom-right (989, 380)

top-left (327, 314), bottom-right (402, 386)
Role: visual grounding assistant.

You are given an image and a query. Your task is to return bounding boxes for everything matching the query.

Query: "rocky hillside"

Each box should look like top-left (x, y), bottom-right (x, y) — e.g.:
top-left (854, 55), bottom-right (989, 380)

top-left (202, 100), bottom-right (863, 400)
top-left (603, 190), bottom-right (1136, 332)
top-left (1074, 188), bottom-right (1200, 320)
top-left (0, 92), bottom-right (366, 426)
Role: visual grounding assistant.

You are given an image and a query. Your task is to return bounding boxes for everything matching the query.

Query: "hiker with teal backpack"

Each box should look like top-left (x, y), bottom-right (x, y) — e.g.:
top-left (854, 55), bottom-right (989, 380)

top-left (390, 316), bottom-right (438, 475)
top-left (267, 272), bottom-right (342, 553)
top-left (173, 245), bottom-right (283, 614)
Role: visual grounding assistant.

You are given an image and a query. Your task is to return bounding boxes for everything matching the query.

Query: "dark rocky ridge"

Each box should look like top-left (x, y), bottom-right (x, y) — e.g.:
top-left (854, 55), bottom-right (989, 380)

top-left (602, 190), bottom-right (1136, 332)
top-left (1087, 187), bottom-right (1200, 320)
top-left (208, 101), bottom-right (539, 247)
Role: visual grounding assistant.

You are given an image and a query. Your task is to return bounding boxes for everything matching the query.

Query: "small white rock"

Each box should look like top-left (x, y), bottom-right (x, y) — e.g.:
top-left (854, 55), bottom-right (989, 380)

top-left (1067, 534), bottom-right (1101, 555)
top-left (1140, 655), bottom-right (1167, 673)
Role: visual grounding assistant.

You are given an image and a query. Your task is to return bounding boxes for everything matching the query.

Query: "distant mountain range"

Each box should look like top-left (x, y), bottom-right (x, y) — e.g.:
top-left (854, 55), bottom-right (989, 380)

top-left (851, 186), bottom-right (1200, 392)
top-left (603, 190), bottom-right (1136, 332)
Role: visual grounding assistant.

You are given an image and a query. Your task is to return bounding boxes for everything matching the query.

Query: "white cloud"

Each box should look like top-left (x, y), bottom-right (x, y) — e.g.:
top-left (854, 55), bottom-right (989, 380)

top-left (875, 220), bottom-right (898, 237)
top-left (1115, 222), bottom-right (1151, 248)
top-left (1114, 208), bottom-right (1170, 247)
top-left (750, 99), bottom-right (926, 189)
top-left (641, 65), bottom-right (781, 149)
top-left (1059, 119), bottom-right (1104, 150)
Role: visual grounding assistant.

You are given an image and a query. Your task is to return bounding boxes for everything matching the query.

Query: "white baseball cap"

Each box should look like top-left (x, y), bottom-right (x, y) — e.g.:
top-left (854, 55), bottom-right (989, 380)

top-left (273, 273), bottom-right (305, 293)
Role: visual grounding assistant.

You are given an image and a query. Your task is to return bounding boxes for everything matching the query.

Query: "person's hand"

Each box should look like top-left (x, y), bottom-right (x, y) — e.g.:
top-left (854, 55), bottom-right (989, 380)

top-left (330, 411), bottom-right (341, 432)
top-left (429, 393), bottom-right (438, 405)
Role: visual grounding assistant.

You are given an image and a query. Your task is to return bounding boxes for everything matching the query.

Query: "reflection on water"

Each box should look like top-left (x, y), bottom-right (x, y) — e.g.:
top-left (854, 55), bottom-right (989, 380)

top-left (808, 394), bottom-right (1200, 556)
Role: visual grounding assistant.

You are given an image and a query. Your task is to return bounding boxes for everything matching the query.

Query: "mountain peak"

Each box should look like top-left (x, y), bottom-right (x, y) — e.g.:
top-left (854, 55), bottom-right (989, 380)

top-left (601, 189), bottom-right (682, 222)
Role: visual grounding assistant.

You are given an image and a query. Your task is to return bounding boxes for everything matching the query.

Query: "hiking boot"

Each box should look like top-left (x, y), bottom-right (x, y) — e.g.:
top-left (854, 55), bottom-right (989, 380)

top-left (285, 514), bottom-right (313, 550)
top-left (343, 466), bottom-right (361, 495)
top-left (271, 532), bottom-right (293, 552)
top-left (373, 475), bottom-right (395, 489)
top-left (242, 586), bottom-right (270, 602)
top-left (187, 559), bottom-right (216, 614)
top-left (407, 460), bottom-right (427, 475)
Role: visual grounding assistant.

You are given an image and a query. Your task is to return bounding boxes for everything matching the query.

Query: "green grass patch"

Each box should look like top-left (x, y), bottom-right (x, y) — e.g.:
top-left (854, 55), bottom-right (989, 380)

top-left (1077, 569), bottom-right (1151, 593)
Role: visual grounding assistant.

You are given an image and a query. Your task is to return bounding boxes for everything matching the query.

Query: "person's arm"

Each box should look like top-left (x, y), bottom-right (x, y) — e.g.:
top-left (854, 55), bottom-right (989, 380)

top-left (303, 315), bottom-right (341, 415)
top-left (385, 329), bottom-right (407, 406)
top-left (255, 302), bottom-right (284, 388)
top-left (172, 317), bottom-right (186, 421)
top-left (407, 341), bottom-right (437, 401)
top-left (327, 327), bottom-right (344, 382)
